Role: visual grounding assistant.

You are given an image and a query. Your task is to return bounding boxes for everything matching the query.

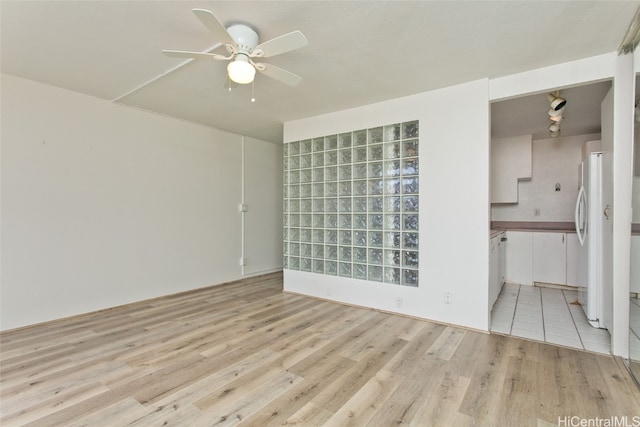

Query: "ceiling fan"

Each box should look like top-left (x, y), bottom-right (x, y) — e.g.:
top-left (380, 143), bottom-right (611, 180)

top-left (162, 9), bottom-right (308, 86)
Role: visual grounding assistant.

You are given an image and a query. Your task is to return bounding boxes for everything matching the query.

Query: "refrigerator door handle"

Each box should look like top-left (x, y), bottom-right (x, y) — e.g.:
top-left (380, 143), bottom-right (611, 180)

top-left (575, 185), bottom-right (586, 246)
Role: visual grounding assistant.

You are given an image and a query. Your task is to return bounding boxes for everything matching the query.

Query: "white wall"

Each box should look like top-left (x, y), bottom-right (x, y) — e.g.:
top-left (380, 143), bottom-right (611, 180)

top-left (284, 79), bottom-right (490, 331)
top-left (601, 86), bottom-right (615, 338)
top-left (610, 53), bottom-right (635, 356)
top-left (1, 74), bottom-right (281, 330)
top-left (490, 134), bottom-right (531, 204)
top-left (490, 52), bottom-right (616, 102)
top-left (492, 133), bottom-right (600, 222)
top-left (242, 137), bottom-right (283, 276)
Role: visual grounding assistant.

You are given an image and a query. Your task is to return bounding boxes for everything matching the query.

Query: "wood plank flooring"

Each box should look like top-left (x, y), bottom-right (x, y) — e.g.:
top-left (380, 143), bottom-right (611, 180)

top-left (1, 271), bottom-right (639, 426)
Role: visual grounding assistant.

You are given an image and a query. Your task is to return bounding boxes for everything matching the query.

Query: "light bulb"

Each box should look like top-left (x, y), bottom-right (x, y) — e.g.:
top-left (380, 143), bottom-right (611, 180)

top-left (227, 58), bottom-right (255, 85)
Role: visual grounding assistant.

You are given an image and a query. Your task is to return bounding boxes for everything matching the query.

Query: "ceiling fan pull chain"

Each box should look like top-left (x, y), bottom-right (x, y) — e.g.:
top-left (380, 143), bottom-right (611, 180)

top-left (251, 79), bottom-right (256, 103)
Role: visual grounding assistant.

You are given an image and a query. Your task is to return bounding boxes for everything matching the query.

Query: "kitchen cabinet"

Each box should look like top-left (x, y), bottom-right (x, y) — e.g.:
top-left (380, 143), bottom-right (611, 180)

top-left (505, 231), bottom-right (533, 286)
top-left (504, 230), bottom-right (578, 287)
top-left (532, 232), bottom-right (566, 285)
top-left (566, 233), bottom-right (580, 286)
top-left (489, 232), bottom-right (506, 309)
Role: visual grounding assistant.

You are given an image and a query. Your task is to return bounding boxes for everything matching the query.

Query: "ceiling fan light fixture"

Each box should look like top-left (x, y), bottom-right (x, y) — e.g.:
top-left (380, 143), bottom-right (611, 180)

top-left (163, 10), bottom-right (307, 88)
top-left (227, 55), bottom-right (255, 84)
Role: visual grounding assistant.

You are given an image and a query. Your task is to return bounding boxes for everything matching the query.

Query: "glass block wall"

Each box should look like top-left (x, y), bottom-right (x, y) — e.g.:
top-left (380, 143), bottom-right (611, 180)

top-left (283, 121), bottom-right (419, 287)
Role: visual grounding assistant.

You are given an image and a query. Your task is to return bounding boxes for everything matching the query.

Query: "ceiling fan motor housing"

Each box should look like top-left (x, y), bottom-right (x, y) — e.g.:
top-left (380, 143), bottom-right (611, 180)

top-left (226, 24), bottom-right (259, 54)
top-left (162, 9), bottom-right (306, 86)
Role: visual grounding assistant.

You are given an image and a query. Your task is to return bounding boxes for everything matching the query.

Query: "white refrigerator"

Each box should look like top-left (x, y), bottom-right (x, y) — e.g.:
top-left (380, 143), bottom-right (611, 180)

top-left (574, 152), bottom-right (606, 329)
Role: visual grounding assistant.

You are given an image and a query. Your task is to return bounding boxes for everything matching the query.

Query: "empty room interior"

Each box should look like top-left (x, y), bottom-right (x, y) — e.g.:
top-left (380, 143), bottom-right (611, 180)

top-left (2, 1), bottom-right (640, 425)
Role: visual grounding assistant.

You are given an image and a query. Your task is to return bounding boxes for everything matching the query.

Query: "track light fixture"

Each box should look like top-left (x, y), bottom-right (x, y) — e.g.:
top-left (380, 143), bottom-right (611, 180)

top-left (546, 91), bottom-right (567, 137)
top-left (549, 114), bottom-right (563, 123)
top-left (547, 93), bottom-right (567, 111)
top-left (548, 108), bottom-right (564, 118)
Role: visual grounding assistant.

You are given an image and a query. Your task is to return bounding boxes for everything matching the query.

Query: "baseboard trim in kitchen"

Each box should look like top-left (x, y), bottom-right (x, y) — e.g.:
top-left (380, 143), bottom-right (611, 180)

top-left (533, 281), bottom-right (579, 291)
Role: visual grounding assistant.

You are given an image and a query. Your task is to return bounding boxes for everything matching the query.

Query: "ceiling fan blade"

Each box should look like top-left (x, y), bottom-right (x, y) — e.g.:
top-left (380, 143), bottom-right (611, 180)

top-left (255, 63), bottom-right (302, 86)
top-left (192, 9), bottom-right (236, 47)
top-left (251, 31), bottom-right (308, 58)
top-left (162, 50), bottom-right (230, 60)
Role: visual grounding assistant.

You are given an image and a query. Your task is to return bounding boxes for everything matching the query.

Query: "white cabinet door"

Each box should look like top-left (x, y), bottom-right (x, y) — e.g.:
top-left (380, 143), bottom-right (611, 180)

top-left (489, 235), bottom-right (506, 309)
top-left (505, 231), bottom-right (533, 286)
top-left (566, 233), bottom-right (580, 287)
top-left (498, 236), bottom-right (506, 285)
top-left (532, 232), bottom-right (567, 285)
top-left (489, 236), bottom-right (499, 309)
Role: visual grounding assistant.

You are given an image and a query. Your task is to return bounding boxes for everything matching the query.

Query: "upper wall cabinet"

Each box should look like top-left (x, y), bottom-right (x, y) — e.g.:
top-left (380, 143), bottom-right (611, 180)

top-left (491, 134), bottom-right (532, 204)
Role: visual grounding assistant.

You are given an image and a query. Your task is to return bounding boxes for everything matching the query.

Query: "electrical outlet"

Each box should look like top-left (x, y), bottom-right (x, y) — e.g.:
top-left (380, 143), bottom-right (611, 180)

top-left (534, 208), bottom-right (541, 217)
top-left (395, 297), bottom-right (403, 308)
top-left (444, 292), bottom-right (452, 304)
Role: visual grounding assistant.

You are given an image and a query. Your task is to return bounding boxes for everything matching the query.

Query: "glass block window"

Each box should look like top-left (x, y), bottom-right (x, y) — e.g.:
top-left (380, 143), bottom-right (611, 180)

top-left (283, 121), bottom-right (419, 287)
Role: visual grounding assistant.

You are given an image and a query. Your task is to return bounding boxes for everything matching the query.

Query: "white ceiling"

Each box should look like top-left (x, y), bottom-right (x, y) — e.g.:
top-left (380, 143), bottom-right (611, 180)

top-left (1, 1), bottom-right (637, 143)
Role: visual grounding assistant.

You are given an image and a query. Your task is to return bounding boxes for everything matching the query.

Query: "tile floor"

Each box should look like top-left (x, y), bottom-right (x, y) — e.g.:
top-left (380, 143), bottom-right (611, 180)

top-left (490, 283), bottom-right (611, 354)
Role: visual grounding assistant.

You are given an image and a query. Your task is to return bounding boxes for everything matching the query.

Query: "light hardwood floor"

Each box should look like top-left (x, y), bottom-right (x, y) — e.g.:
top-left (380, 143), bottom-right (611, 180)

top-left (1, 272), bottom-right (639, 426)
